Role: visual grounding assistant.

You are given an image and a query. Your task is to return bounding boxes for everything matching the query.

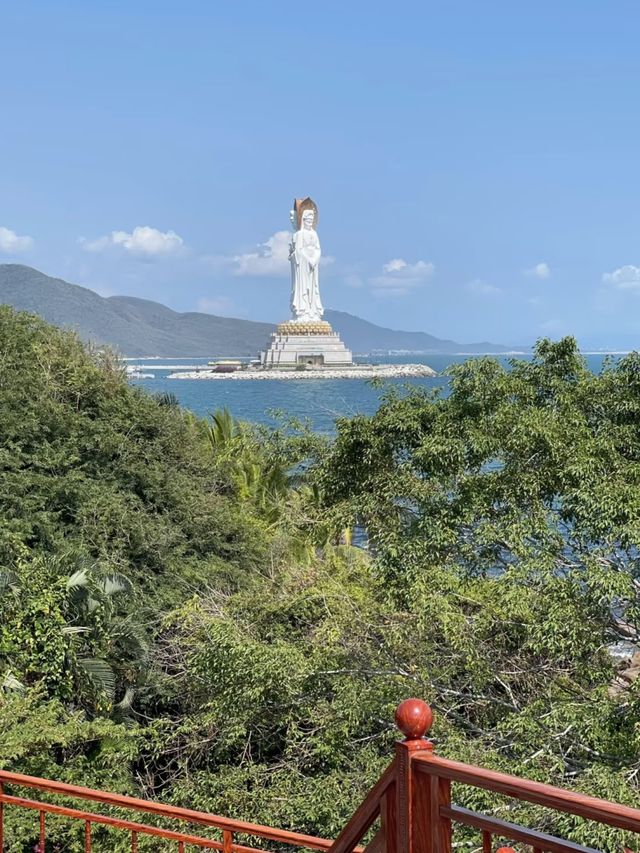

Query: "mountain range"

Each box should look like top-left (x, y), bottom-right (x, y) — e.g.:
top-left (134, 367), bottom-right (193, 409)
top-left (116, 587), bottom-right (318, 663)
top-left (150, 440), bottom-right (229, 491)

top-left (0, 265), bottom-right (520, 357)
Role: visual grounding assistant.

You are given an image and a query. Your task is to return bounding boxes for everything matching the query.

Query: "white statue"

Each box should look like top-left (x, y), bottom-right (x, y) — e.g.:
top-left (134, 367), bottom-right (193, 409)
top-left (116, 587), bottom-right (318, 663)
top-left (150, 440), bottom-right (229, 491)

top-left (289, 201), bottom-right (323, 322)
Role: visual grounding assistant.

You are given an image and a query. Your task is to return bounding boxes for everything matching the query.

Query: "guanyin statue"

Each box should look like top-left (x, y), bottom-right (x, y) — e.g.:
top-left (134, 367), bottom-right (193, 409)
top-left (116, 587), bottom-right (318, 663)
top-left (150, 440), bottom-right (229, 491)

top-left (289, 198), bottom-right (324, 323)
top-left (260, 196), bottom-right (353, 367)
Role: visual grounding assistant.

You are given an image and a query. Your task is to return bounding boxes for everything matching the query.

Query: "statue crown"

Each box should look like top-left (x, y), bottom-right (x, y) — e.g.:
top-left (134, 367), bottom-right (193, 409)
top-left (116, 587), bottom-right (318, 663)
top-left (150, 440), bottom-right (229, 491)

top-left (293, 197), bottom-right (318, 229)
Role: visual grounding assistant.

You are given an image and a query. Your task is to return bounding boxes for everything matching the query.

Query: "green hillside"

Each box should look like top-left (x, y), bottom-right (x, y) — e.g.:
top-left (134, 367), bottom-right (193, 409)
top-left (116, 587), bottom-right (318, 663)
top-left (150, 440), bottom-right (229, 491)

top-left (0, 264), bottom-right (518, 356)
top-left (0, 265), bottom-right (273, 356)
top-left (326, 308), bottom-right (519, 353)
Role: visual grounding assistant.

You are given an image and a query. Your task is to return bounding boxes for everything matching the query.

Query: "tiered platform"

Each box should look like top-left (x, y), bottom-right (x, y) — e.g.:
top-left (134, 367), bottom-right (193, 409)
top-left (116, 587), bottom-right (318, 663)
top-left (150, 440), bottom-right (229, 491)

top-left (261, 320), bottom-right (353, 369)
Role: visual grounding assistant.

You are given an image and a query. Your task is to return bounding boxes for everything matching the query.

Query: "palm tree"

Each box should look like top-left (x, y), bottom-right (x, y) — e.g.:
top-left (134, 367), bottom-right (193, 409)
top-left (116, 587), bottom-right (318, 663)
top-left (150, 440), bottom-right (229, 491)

top-left (207, 407), bottom-right (240, 451)
top-left (154, 391), bottom-right (181, 408)
top-left (64, 560), bottom-right (149, 710)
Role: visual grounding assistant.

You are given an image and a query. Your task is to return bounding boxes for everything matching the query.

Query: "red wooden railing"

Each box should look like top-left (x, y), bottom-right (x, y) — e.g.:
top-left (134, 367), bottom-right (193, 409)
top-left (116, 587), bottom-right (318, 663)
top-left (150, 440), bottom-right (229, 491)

top-left (330, 699), bottom-right (640, 853)
top-left (1, 699), bottom-right (639, 852)
top-left (0, 769), bottom-right (337, 852)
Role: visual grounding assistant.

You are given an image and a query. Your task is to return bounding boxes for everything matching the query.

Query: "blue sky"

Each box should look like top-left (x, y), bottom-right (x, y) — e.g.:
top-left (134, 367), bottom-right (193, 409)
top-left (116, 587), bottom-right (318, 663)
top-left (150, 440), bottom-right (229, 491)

top-left (2, 1), bottom-right (640, 348)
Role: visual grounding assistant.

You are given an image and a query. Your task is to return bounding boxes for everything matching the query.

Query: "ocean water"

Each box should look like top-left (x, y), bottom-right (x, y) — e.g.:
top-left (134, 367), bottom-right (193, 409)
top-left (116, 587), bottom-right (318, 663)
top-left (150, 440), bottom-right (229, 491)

top-left (128, 353), bottom-right (621, 433)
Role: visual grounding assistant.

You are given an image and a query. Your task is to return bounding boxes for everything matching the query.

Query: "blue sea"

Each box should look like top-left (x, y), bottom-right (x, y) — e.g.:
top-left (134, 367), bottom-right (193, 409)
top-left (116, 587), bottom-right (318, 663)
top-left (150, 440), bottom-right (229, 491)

top-left (129, 353), bottom-right (622, 433)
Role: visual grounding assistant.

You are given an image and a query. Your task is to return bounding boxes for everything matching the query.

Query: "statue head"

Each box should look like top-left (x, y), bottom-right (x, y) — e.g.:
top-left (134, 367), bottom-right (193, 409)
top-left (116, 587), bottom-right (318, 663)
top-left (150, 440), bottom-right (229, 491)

top-left (293, 197), bottom-right (318, 230)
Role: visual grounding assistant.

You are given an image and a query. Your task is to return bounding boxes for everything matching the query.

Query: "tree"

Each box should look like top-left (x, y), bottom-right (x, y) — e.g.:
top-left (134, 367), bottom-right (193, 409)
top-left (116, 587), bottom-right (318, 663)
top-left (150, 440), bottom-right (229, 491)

top-left (304, 339), bottom-right (640, 833)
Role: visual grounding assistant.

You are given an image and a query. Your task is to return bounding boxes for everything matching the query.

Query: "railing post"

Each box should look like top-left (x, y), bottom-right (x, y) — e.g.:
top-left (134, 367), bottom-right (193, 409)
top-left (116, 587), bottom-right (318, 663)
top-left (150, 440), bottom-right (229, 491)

top-left (394, 699), bottom-right (450, 853)
top-left (223, 829), bottom-right (233, 853)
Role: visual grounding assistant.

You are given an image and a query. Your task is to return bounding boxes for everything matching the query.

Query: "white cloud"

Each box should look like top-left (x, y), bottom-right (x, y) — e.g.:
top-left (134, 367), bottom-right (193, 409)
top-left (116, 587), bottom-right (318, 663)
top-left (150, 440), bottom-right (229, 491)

top-left (383, 258), bottom-right (409, 273)
top-left (197, 296), bottom-right (236, 316)
top-left (82, 226), bottom-right (185, 257)
top-left (525, 262), bottom-right (551, 280)
top-left (467, 278), bottom-right (501, 296)
top-left (369, 258), bottom-right (435, 297)
top-left (382, 258), bottom-right (434, 276)
top-left (602, 265), bottom-right (640, 291)
top-left (208, 231), bottom-right (334, 279)
top-left (0, 226), bottom-right (33, 253)
top-left (232, 231), bottom-right (291, 276)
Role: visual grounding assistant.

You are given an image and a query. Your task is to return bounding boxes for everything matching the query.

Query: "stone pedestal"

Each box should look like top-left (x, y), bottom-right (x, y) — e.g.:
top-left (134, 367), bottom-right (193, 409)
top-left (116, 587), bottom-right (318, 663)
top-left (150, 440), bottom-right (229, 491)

top-left (261, 321), bottom-right (353, 369)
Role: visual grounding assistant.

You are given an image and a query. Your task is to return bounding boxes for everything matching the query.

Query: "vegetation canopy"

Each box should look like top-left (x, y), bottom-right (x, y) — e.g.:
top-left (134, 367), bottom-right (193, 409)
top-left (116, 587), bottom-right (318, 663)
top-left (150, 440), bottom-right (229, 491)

top-left (1, 307), bottom-right (640, 851)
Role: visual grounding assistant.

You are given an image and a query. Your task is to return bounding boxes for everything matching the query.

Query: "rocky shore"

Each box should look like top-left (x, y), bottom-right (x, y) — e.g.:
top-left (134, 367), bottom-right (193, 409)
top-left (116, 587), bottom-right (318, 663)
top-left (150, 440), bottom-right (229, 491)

top-left (167, 364), bottom-right (437, 380)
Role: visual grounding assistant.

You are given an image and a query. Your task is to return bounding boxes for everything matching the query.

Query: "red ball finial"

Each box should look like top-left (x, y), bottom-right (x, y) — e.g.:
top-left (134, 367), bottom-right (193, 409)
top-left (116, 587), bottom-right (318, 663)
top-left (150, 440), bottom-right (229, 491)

top-left (395, 699), bottom-right (433, 740)
top-left (495, 848), bottom-right (516, 853)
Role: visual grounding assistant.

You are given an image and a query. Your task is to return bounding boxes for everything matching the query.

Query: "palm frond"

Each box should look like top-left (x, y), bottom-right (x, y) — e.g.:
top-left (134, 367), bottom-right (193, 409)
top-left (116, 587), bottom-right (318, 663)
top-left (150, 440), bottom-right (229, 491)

top-left (79, 657), bottom-right (116, 700)
top-left (115, 686), bottom-right (136, 710)
top-left (66, 568), bottom-right (89, 591)
top-left (0, 570), bottom-right (19, 598)
top-left (102, 573), bottom-right (133, 597)
top-left (2, 670), bottom-right (25, 693)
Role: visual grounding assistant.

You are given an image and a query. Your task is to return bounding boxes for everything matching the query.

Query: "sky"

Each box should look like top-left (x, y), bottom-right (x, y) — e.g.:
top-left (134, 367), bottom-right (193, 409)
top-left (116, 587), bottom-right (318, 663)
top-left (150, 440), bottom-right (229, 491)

top-left (2, 1), bottom-right (640, 349)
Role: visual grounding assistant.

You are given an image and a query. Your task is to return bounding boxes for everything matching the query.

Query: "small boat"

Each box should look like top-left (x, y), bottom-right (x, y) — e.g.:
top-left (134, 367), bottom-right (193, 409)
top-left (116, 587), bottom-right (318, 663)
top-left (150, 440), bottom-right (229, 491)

top-left (125, 365), bottom-right (155, 380)
top-left (206, 359), bottom-right (242, 373)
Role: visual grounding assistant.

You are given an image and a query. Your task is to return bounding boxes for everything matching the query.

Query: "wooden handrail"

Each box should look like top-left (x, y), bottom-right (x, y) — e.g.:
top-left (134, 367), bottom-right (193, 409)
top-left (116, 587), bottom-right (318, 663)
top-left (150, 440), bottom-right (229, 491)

top-left (0, 768), bottom-right (334, 850)
top-left (328, 763), bottom-right (396, 853)
top-left (415, 753), bottom-right (640, 834)
top-left (1, 793), bottom-right (235, 850)
top-left (442, 805), bottom-right (601, 853)
top-left (321, 698), bottom-right (640, 853)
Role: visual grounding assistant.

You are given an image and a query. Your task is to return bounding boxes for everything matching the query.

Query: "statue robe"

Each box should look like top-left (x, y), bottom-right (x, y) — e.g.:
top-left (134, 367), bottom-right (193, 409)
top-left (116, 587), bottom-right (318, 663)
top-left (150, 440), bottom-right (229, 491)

top-left (290, 226), bottom-right (323, 322)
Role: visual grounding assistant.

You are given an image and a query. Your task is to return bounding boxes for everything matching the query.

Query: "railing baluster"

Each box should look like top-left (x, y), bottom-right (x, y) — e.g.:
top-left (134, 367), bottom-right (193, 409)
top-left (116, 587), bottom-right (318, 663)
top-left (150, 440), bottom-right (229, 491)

top-left (131, 829), bottom-right (138, 851)
top-left (178, 842), bottom-right (185, 852)
top-left (380, 787), bottom-right (397, 853)
top-left (39, 810), bottom-right (45, 852)
top-left (223, 828), bottom-right (233, 853)
top-left (85, 819), bottom-right (92, 851)
top-left (430, 775), bottom-right (452, 853)
top-left (482, 830), bottom-right (491, 853)
top-left (0, 781), bottom-right (4, 853)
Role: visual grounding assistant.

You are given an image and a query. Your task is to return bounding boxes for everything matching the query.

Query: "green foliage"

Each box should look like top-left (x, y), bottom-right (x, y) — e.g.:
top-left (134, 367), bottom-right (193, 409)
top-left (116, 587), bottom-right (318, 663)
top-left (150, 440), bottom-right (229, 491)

top-left (152, 552), bottom-right (399, 835)
top-left (3, 312), bottom-right (640, 852)
top-left (0, 308), bottom-right (266, 585)
top-left (305, 338), bottom-right (640, 846)
top-left (0, 689), bottom-right (139, 850)
top-left (0, 307), bottom-right (273, 738)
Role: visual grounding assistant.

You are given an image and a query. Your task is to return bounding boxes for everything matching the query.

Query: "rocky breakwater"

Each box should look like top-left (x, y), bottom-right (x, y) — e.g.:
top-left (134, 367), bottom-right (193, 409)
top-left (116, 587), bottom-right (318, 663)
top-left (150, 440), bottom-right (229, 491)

top-left (168, 364), bottom-right (437, 380)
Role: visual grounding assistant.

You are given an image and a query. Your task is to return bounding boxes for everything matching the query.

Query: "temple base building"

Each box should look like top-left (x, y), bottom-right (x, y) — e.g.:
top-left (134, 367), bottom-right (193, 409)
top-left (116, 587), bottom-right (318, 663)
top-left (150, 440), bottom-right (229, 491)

top-left (261, 320), bottom-right (353, 369)
top-left (261, 197), bottom-right (354, 370)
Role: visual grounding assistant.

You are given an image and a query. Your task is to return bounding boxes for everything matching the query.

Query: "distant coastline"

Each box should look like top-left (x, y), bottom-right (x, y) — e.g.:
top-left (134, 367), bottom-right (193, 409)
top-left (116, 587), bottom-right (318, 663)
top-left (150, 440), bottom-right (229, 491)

top-left (0, 265), bottom-right (520, 358)
top-left (123, 349), bottom-right (633, 361)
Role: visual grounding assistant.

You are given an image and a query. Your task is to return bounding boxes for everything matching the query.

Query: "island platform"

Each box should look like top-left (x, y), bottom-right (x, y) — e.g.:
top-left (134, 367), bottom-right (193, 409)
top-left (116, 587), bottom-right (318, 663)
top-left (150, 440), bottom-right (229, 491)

top-left (167, 363), bottom-right (436, 380)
